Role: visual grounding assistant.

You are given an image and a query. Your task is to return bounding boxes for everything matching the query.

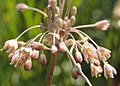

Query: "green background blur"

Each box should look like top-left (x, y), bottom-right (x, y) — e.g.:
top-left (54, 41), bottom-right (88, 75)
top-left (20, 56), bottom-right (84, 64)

top-left (0, 0), bottom-right (120, 86)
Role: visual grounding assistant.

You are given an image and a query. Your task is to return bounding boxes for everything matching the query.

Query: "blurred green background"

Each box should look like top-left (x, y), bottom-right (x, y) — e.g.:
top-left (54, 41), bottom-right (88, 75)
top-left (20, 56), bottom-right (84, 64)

top-left (0, 0), bottom-right (120, 86)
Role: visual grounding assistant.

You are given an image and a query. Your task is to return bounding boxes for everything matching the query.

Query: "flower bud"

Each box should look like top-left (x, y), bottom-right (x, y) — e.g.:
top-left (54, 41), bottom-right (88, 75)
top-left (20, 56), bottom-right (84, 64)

top-left (57, 18), bottom-right (63, 28)
top-left (59, 41), bottom-right (67, 52)
top-left (75, 51), bottom-right (83, 63)
top-left (46, 5), bottom-right (52, 17)
top-left (31, 49), bottom-right (39, 60)
top-left (71, 6), bottom-right (77, 16)
top-left (24, 59), bottom-right (32, 71)
top-left (51, 45), bottom-right (58, 54)
top-left (40, 53), bottom-right (47, 65)
top-left (32, 41), bottom-right (47, 50)
top-left (16, 3), bottom-right (28, 11)
top-left (54, 6), bottom-right (60, 15)
top-left (51, 0), bottom-right (57, 9)
top-left (70, 16), bottom-right (76, 26)
top-left (71, 67), bottom-right (78, 79)
top-left (63, 21), bottom-right (68, 29)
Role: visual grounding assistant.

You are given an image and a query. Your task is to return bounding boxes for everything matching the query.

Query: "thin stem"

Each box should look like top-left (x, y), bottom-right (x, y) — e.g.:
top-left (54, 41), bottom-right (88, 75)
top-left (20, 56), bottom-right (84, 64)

top-left (27, 33), bottom-right (42, 46)
top-left (65, 0), bottom-right (72, 17)
top-left (46, 54), bottom-right (58, 86)
top-left (28, 7), bottom-right (47, 17)
top-left (65, 47), bottom-right (92, 86)
top-left (79, 30), bottom-right (99, 48)
top-left (74, 24), bottom-right (95, 29)
top-left (15, 25), bottom-right (40, 40)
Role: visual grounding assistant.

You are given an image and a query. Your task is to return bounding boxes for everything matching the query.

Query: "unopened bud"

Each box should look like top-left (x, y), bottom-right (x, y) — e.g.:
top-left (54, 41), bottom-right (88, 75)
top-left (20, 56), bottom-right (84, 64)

top-left (51, 0), bottom-right (57, 9)
top-left (40, 53), bottom-right (47, 65)
top-left (51, 45), bottom-right (58, 54)
top-left (54, 6), bottom-right (60, 15)
top-left (46, 5), bottom-right (52, 17)
top-left (16, 3), bottom-right (28, 11)
top-left (63, 21), bottom-right (68, 29)
top-left (71, 6), bottom-right (77, 16)
top-left (75, 51), bottom-right (83, 63)
top-left (31, 49), bottom-right (39, 60)
top-left (71, 67), bottom-right (79, 79)
top-left (57, 18), bottom-right (63, 28)
top-left (32, 41), bottom-right (47, 50)
top-left (24, 59), bottom-right (32, 71)
top-left (70, 16), bottom-right (76, 26)
top-left (59, 41), bottom-right (67, 52)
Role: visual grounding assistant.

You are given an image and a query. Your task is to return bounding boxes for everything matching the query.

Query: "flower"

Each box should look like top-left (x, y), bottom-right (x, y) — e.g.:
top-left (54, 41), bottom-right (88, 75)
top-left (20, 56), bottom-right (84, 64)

top-left (81, 42), bottom-right (97, 63)
top-left (104, 63), bottom-right (117, 79)
top-left (90, 63), bottom-right (103, 77)
top-left (97, 46), bottom-right (111, 61)
top-left (31, 49), bottom-right (39, 59)
top-left (95, 20), bottom-right (110, 30)
top-left (3, 39), bottom-right (18, 53)
top-left (24, 59), bottom-right (32, 71)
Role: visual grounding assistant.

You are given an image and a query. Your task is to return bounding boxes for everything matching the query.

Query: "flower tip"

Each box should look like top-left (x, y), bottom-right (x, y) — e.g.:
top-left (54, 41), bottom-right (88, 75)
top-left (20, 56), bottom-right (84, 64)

top-left (95, 20), bottom-right (110, 31)
top-left (16, 3), bottom-right (28, 11)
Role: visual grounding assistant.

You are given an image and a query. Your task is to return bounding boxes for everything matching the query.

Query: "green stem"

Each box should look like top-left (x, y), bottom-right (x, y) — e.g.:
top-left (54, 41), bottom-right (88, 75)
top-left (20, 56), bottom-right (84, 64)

top-left (46, 53), bottom-right (58, 86)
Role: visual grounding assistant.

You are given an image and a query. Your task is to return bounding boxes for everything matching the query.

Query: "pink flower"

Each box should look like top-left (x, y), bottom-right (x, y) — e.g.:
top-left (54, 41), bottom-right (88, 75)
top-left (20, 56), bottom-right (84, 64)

top-left (91, 64), bottom-right (103, 77)
top-left (95, 20), bottom-right (110, 30)
top-left (24, 59), bottom-right (32, 71)
top-left (3, 39), bottom-right (18, 53)
top-left (81, 42), bottom-right (97, 63)
top-left (19, 47), bottom-right (32, 60)
top-left (59, 41), bottom-right (67, 52)
top-left (104, 63), bottom-right (117, 79)
top-left (97, 47), bottom-right (111, 61)
top-left (31, 49), bottom-right (39, 60)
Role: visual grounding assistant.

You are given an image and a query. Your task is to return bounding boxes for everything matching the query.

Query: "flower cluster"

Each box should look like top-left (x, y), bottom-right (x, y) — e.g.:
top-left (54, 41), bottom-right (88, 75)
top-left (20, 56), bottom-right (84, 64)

top-left (2, 0), bottom-right (117, 86)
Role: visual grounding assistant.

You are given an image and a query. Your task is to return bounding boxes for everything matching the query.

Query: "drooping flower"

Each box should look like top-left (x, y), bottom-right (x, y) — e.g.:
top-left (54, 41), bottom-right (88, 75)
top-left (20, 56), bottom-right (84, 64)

top-left (104, 63), bottom-right (117, 79)
top-left (3, 39), bottom-right (18, 53)
top-left (90, 63), bottom-right (103, 77)
top-left (81, 42), bottom-right (97, 63)
top-left (97, 46), bottom-right (111, 61)
top-left (24, 59), bottom-right (32, 71)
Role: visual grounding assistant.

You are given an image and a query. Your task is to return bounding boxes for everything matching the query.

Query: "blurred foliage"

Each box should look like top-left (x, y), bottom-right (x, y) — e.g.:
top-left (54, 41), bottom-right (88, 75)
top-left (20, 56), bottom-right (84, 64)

top-left (0, 0), bottom-right (120, 86)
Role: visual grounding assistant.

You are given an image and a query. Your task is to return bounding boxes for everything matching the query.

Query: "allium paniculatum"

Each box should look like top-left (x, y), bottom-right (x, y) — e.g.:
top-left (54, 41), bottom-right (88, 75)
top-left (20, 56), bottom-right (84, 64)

top-left (1, 0), bottom-right (117, 86)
